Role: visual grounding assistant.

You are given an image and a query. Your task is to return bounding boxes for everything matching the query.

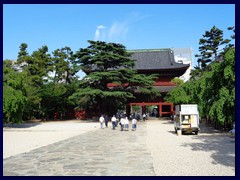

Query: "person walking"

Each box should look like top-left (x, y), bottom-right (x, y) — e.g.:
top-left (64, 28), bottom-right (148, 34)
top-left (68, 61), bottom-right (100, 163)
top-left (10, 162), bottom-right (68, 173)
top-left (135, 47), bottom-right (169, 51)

top-left (124, 117), bottom-right (129, 131)
top-left (136, 112), bottom-right (140, 121)
top-left (115, 116), bottom-right (119, 127)
top-left (111, 115), bottom-right (117, 130)
top-left (132, 118), bottom-right (137, 131)
top-left (120, 117), bottom-right (125, 131)
top-left (116, 112), bottom-right (120, 127)
top-left (104, 114), bottom-right (109, 128)
top-left (143, 113), bottom-right (146, 121)
top-left (99, 115), bottom-right (105, 129)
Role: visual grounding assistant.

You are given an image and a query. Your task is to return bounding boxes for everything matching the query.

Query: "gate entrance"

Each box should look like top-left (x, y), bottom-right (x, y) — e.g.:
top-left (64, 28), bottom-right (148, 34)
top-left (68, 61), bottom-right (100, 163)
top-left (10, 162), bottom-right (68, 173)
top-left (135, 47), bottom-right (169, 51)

top-left (128, 102), bottom-right (174, 119)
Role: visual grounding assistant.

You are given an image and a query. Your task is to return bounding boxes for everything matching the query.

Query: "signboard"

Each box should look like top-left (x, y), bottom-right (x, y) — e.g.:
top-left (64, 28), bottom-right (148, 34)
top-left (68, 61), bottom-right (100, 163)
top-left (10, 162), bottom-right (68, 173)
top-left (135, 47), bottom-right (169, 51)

top-left (180, 104), bottom-right (198, 114)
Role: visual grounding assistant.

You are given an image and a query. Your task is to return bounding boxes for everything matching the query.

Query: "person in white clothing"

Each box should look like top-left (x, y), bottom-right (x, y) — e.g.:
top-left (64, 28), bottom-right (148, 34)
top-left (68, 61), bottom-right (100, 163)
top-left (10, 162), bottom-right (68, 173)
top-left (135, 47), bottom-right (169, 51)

top-left (132, 118), bottom-right (137, 131)
top-left (120, 117), bottom-right (125, 131)
top-left (99, 115), bottom-right (105, 129)
top-left (111, 115), bottom-right (117, 130)
top-left (124, 117), bottom-right (129, 131)
top-left (143, 113), bottom-right (146, 121)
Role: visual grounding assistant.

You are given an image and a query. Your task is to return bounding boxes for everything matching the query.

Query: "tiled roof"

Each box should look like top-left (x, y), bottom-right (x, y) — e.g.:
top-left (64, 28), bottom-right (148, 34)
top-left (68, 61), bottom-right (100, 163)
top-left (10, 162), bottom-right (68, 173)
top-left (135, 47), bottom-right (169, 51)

top-left (129, 49), bottom-right (189, 70)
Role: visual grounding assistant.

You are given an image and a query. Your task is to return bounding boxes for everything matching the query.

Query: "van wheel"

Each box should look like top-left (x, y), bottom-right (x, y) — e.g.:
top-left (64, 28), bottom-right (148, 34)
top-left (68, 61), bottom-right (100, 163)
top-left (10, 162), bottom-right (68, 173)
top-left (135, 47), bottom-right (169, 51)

top-left (195, 131), bottom-right (198, 135)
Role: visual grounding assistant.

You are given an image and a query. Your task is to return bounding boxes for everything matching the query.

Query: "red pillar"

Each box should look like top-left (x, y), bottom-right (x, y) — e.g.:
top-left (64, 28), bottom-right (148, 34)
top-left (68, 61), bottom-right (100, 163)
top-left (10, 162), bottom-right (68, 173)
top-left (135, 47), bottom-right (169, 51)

top-left (171, 103), bottom-right (174, 114)
top-left (142, 105), bottom-right (146, 115)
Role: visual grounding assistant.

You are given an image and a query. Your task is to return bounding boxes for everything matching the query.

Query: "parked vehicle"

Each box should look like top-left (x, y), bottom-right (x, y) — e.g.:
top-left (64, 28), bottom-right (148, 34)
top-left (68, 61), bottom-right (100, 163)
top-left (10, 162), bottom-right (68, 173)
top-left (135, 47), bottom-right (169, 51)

top-left (174, 104), bottom-right (200, 135)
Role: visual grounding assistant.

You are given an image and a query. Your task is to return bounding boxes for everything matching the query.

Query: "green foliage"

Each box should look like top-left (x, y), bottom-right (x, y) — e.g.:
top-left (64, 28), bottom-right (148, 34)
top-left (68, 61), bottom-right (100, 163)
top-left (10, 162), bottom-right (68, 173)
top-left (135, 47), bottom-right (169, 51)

top-left (3, 64), bottom-right (26, 123)
top-left (132, 105), bottom-right (141, 111)
top-left (4, 43), bottom-right (80, 121)
top-left (166, 47), bottom-right (235, 129)
top-left (51, 47), bottom-right (78, 84)
top-left (166, 25), bottom-right (234, 130)
top-left (3, 86), bottom-right (26, 123)
top-left (3, 60), bottom-right (13, 68)
top-left (208, 48), bottom-right (235, 126)
top-left (18, 43), bottom-right (29, 63)
top-left (171, 77), bottom-right (184, 86)
top-left (227, 26), bottom-right (235, 42)
top-left (4, 29), bottom-right (234, 126)
top-left (195, 26), bottom-right (230, 70)
top-left (70, 40), bottom-right (160, 116)
top-left (165, 86), bottom-right (189, 104)
top-left (39, 83), bottom-right (73, 119)
top-left (190, 67), bottom-right (203, 81)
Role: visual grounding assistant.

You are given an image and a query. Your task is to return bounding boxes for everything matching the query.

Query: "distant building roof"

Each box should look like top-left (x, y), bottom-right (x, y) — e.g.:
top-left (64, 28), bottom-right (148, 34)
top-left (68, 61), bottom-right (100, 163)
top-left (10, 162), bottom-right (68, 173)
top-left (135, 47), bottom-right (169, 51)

top-left (129, 48), bottom-right (189, 71)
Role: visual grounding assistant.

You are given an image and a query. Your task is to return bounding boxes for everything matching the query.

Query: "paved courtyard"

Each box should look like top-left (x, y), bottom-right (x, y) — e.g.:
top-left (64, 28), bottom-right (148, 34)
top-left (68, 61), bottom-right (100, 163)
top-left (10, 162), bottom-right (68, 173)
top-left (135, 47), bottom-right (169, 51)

top-left (3, 119), bottom-right (235, 176)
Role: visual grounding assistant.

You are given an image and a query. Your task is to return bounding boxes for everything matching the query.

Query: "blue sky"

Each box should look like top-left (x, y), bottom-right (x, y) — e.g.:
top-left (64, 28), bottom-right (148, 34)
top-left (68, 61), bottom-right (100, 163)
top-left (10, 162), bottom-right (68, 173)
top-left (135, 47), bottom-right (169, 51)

top-left (3, 4), bottom-right (235, 78)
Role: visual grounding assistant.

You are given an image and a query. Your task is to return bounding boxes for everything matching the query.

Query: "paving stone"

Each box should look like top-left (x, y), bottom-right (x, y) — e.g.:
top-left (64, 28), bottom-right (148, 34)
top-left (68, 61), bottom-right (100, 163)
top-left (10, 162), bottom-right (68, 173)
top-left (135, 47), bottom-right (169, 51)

top-left (3, 121), bottom-right (155, 176)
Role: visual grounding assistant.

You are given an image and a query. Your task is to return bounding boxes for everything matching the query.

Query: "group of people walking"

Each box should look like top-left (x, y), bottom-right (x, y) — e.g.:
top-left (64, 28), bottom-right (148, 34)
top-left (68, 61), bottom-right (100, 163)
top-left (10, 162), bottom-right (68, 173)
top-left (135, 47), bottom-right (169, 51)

top-left (99, 114), bottom-right (137, 131)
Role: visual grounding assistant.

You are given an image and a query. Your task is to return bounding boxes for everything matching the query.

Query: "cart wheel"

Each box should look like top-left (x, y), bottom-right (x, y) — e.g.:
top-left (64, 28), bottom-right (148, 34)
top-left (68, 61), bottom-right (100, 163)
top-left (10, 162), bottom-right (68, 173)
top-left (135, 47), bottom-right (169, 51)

top-left (175, 128), bottom-right (177, 134)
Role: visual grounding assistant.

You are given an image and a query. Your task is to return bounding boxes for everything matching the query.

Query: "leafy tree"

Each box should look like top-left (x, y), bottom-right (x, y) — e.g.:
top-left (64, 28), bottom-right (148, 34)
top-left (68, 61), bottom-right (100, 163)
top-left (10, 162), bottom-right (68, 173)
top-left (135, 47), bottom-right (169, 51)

top-left (165, 78), bottom-right (189, 104)
top-left (208, 48), bottom-right (235, 129)
top-left (166, 26), bottom-right (234, 130)
top-left (167, 47), bottom-right (234, 130)
top-left (16, 44), bottom-right (53, 120)
top-left (11, 43), bottom-right (81, 121)
top-left (18, 43), bottom-right (28, 60)
top-left (227, 26), bottom-right (235, 40)
top-left (51, 47), bottom-right (79, 84)
top-left (39, 83), bottom-right (77, 120)
top-left (188, 71), bottom-right (213, 117)
top-left (3, 62), bottom-right (26, 123)
top-left (164, 86), bottom-right (189, 104)
top-left (3, 59), bottom-right (13, 68)
top-left (195, 26), bottom-right (230, 70)
top-left (70, 40), bottom-right (159, 117)
top-left (190, 66), bottom-right (202, 81)
top-left (3, 86), bottom-right (26, 123)
top-left (171, 77), bottom-right (184, 86)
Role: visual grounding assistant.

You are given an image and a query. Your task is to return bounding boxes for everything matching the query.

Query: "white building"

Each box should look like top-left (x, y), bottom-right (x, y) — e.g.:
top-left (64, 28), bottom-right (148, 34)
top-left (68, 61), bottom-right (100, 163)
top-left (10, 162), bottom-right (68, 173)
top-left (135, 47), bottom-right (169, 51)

top-left (11, 60), bottom-right (28, 72)
top-left (172, 48), bottom-right (193, 82)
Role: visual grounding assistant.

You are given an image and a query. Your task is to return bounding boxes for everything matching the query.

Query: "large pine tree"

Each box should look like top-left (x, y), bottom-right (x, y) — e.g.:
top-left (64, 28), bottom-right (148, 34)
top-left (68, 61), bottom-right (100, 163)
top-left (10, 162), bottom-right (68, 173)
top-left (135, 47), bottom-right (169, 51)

top-left (195, 26), bottom-right (230, 70)
top-left (70, 40), bottom-right (159, 117)
top-left (52, 46), bottom-right (78, 84)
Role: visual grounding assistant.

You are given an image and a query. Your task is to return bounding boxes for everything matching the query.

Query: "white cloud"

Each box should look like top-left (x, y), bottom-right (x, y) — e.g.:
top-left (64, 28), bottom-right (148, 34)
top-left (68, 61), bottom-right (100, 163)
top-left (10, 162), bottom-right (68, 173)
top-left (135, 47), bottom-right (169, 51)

top-left (94, 12), bottom-right (151, 43)
top-left (107, 12), bottom-right (151, 43)
top-left (94, 25), bottom-right (106, 41)
top-left (97, 25), bottom-right (106, 29)
top-left (108, 22), bottom-right (129, 43)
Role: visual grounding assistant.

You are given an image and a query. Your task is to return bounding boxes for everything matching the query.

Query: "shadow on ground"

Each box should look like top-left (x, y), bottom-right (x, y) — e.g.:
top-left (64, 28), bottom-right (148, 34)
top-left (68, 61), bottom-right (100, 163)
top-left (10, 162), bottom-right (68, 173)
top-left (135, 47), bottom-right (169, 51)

top-left (3, 122), bottom-right (42, 129)
top-left (168, 130), bottom-right (176, 134)
top-left (160, 120), bottom-right (235, 168)
top-left (181, 124), bottom-right (235, 168)
top-left (3, 119), bottom-right (98, 129)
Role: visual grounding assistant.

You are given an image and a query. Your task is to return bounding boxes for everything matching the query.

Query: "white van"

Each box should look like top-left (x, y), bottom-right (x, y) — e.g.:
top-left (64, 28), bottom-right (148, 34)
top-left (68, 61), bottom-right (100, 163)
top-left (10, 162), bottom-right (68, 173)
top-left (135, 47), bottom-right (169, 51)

top-left (174, 104), bottom-right (200, 135)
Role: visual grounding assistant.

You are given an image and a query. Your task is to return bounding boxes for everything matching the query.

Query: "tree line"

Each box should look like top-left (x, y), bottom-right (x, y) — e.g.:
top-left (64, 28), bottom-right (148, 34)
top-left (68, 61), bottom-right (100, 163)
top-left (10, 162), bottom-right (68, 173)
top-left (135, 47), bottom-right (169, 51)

top-left (165, 26), bottom-right (235, 130)
top-left (3, 41), bottom-right (159, 123)
top-left (3, 26), bottom-right (235, 131)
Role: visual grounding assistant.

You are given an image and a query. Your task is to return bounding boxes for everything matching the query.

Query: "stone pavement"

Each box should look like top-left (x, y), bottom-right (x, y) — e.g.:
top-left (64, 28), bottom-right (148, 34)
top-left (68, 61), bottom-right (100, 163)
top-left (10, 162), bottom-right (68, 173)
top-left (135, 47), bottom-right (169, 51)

top-left (3, 121), bottom-right (155, 176)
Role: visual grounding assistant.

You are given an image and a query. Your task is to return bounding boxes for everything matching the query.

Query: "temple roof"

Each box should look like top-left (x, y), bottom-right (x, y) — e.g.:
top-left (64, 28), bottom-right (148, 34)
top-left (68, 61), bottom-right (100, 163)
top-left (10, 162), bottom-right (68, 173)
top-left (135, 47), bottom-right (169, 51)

top-left (129, 49), bottom-right (189, 71)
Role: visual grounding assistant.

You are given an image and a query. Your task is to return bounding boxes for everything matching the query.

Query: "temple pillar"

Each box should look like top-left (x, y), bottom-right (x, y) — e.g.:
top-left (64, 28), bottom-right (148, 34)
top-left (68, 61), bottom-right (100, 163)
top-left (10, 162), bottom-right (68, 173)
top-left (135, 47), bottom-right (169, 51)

top-left (142, 105), bottom-right (146, 115)
top-left (126, 104), bottom-right (131, 117)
